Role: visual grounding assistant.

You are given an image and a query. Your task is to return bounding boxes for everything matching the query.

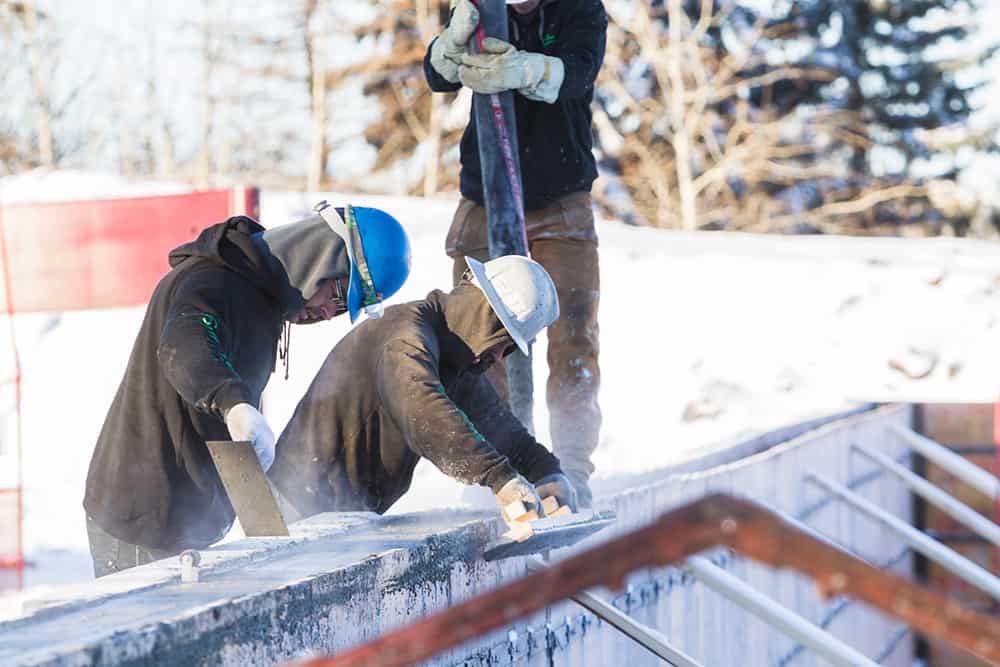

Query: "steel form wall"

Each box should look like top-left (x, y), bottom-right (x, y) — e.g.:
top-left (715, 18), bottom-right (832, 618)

top-left (446, 403), bottom-right (916, 667)
top-left (0, 404), bottom-right (918, 667)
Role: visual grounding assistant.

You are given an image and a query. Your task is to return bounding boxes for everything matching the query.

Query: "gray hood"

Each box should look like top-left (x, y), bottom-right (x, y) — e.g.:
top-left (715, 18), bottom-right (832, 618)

top-left (251, 213), bottom-right (351, 319)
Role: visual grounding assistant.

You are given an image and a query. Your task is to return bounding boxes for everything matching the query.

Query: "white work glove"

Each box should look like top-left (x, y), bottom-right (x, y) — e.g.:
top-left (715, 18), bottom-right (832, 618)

top-left (224, 403), bottom-right (276, 472)
top-left (458, 37), bottom-right (565, 103)
top-left (429, 0), bottom-right (480, 84)
top-left (494, 473), bottom-right (545, 524)
top-left (534, 473), bottom-right (579, 513)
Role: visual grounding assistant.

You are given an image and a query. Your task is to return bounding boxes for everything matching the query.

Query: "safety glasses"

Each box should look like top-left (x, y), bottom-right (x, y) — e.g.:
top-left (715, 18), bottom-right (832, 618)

top-left (314, 201), bottom-right (384, 319)
top-left (330, 276), bottom-right (347, 316)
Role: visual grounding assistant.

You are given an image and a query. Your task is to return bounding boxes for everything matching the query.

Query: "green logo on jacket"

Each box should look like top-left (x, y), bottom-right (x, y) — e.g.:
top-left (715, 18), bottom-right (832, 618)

top-left (437, 383), bottom-right (486, 443)
top-left (542, 33), bottom-right (556, 47)
top-left (198, 313), bottom-right (237, 373)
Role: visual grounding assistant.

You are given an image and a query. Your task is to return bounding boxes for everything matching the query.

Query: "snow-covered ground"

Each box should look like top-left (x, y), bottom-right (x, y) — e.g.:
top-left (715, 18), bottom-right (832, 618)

top-left (1, 170), bottom-right (999, 613)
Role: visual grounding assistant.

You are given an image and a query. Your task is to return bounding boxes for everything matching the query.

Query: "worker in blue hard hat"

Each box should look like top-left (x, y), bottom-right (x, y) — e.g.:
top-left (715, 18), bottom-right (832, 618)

top-left (83, 204), bottom-right (411, 576)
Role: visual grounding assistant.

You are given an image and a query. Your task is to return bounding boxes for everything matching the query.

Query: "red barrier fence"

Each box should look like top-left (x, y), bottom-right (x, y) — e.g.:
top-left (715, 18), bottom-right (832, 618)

top-left (0, 185), bottom-right (258, 590)
top-left (0, 186), bottom-right (258, 313)
top-left (0, 489), bottom-right (22, 588)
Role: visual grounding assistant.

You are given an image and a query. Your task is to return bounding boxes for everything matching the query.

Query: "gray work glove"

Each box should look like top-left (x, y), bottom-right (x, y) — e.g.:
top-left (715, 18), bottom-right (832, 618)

top-left (534, 473), bottom-right (579, 513)
top-left (429, 0), bottom-right (480, 84)
top-left (458, 37), bottom-right (566, 103)
top-left (224, 403), bottom-right (276, 472)
top-left (495, 473), bottom-right (545, 524)
top-left (564, 469), bottom-right (593, 509)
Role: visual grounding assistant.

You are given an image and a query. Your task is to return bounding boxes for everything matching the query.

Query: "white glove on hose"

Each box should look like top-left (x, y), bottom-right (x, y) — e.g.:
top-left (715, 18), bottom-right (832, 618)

top-left (224, 403), bottom-right (276, 472)
top-left (429, 0), bottom-right (480, 83)
top-left (494, 474), bottom-right (545, 524)
top-left (458, 37), bottom-right (565, 103)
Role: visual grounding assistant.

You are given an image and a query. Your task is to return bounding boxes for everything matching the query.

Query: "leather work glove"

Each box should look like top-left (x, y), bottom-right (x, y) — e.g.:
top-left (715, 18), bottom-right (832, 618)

top-left (224, 403), bottom-right (276, 472)
top-left (458, 37), bottom-right (566, 103)
top-left (534, 473), bottom-right (579, 513)
top-left (495, 474), bottom-right (545, 524)
top-left (429, 0), bottom-right (480, 84)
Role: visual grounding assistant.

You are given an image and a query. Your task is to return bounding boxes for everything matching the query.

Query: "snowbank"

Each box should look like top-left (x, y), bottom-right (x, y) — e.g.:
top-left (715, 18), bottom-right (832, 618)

top-left (0, 168), bottom-right (192, 204)
top-left (1, 181), bottom-right (999, 595)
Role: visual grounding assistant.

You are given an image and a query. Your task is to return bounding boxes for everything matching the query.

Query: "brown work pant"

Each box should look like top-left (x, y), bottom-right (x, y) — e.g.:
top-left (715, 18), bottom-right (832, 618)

top-left (445, 192), bottom-right (601, 482)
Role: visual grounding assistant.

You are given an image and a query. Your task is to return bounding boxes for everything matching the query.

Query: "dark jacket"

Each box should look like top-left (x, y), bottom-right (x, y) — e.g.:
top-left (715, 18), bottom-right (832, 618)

top-left (268, 283), bottom-right (563, 518)
top-left (423, 0), bottom-right (608, 212)
top-left (84, 217), bottom-right (285, 552)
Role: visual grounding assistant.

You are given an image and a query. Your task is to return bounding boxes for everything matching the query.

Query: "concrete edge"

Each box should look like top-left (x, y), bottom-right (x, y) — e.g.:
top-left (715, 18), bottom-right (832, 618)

top-left (4, 513), bottom-right (380, 630)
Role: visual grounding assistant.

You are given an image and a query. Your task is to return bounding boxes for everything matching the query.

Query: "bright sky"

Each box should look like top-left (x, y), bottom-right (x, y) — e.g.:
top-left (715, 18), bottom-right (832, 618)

top-left (30, 0), bottom-right (1000, 184)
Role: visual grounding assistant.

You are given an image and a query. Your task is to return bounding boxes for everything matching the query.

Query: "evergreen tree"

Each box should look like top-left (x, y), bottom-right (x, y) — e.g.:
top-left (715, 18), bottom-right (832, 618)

top-left (763, 0), bottom-right (998, 181)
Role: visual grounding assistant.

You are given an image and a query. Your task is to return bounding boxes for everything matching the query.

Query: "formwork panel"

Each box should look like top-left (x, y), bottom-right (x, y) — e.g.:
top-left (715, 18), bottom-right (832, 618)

top-left (0, 405), bottom-right (927, 667)
top-left (912, 403), bottom-right (997, 667)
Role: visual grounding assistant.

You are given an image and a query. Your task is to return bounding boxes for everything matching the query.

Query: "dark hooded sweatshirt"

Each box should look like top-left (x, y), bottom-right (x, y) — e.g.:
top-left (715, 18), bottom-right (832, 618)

top-left (268, 283), bottom-right (563, 518)
top-left (423, 0), bottom-right (608, 212)
top-left (83, 214), bottom-right (350, 552)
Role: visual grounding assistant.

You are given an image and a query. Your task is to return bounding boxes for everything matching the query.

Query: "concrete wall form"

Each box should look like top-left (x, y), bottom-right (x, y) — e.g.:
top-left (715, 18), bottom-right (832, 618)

top-left (0, 404), bottom-right (918, 667)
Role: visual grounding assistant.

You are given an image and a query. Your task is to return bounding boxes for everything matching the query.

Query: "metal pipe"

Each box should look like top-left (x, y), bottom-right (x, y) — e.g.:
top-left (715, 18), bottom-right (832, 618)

top-left (852, 443), bottom-right (1000, 548)
top-left (806, 474), bottom-right (1000, 600)
top-left (573, 590), bottom-right (703, 666)
top-left (470, 0), bottom-right (534, 431)
top-left (889, 424), bottom-right (1000, 501)
top-left (752, 497), bottom-right (866, 562)
top-left (683, 557), bottom-right (879, 667)
top-left (526, 556), bottom-right (703, 666)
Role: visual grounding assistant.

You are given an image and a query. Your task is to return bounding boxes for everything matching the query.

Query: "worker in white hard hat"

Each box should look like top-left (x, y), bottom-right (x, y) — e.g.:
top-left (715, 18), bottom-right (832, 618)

top-left (269, 255), bottom-right (578, 525)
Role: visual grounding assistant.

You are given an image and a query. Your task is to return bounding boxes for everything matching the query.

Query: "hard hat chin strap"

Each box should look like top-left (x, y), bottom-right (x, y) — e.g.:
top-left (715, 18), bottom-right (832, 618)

top-left (314, 201), bottom-right (384, 318)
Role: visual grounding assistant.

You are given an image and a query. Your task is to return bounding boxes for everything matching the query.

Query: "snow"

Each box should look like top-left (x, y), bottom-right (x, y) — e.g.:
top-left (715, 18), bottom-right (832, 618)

top-left (2, 172), bottom-right (1000, 615)
top-left (0, 168), bottom-right (192, 204)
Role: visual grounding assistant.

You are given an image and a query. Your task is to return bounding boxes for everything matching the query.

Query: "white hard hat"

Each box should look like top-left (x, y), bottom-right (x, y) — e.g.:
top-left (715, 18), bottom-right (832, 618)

top-left (465, 255), bottom-right (559, 355)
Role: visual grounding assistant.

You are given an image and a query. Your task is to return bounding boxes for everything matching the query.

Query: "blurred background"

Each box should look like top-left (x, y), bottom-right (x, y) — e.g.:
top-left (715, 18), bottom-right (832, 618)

top-left (1, 0), bottom-right (1000, 613)
top-left (1, 0), bottom-right (998, 235)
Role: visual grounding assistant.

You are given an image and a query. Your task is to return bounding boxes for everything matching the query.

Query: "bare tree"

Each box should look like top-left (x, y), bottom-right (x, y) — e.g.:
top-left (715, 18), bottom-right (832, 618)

top-left (195, 2), bottom-right (222, 187)
top-left (414, 0), bottom-right (443, 196)
top-left (343, 0), bottom-right (466, 196)
top-left (22, 1), bottom-right (52, 167)
top-left (305, 0), bottom-right (326, 191)
top-left (596, 1), bottom-right (931, 233)
top-left (0, 0), bottom-right (92, 172)
top-left (143, 1), bottom-right (176, 178)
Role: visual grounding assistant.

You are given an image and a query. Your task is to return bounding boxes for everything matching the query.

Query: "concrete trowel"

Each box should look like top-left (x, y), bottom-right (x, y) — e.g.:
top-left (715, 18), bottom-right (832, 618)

top-left (483, 496), bottom-right (616, 562)
top-left (205, 440), bottom-right (289, 537)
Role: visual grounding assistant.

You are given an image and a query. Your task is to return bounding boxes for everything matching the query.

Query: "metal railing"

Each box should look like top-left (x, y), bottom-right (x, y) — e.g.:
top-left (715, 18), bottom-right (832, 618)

top-left (805, 473), bottom-right (1000, 600)
top-left (292, 494), bottom-right (1000, 667)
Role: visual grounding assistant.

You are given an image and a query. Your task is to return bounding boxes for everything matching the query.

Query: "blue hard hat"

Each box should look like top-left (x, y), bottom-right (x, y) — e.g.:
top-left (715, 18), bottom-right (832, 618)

top-left (346, 206), bottom-right (412, 322)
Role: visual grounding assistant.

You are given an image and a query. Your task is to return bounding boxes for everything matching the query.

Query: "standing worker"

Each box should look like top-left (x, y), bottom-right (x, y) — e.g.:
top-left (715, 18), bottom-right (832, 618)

top-left (424, 0), bottom-right (608, 505)
top-left (82, 206), bottom-right (411, 577)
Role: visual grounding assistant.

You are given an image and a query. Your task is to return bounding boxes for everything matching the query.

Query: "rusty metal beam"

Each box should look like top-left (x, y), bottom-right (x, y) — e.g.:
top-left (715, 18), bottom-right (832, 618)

top-left (290, 494), bottom-right (1000, 667)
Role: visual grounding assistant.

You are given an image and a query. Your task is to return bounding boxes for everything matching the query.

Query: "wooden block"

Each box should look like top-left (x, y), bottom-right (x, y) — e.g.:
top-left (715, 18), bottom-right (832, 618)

top-left (504, 500), bottom-right (527, 521)
top-left (514, 510), bottom-right (539, 523)
top-left (504, 521), bottom-right (534, 542)
top-left (541, 496), bottom-right (560, 515)
top-left (548, 505), bottom-right (572, 518)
